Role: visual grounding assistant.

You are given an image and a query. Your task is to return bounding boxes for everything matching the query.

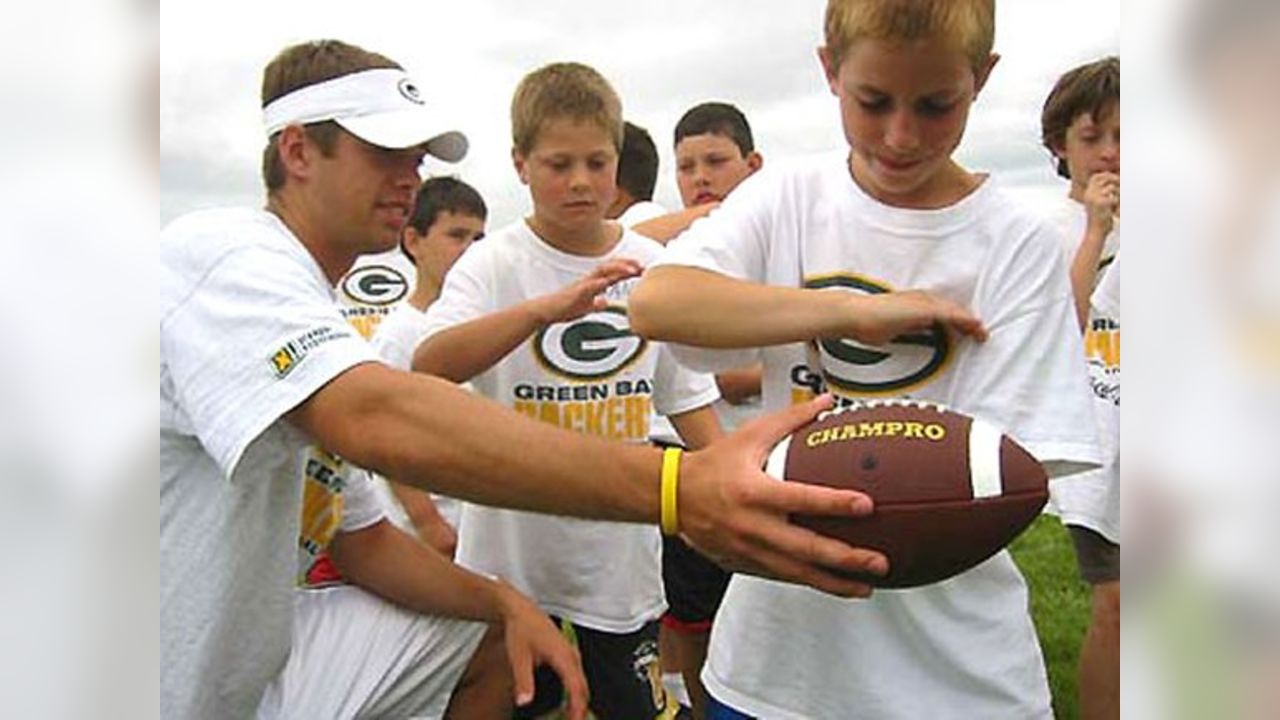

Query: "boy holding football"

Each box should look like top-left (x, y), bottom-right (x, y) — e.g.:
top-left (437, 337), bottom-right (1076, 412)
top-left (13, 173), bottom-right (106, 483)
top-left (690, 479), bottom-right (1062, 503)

top-left (631, 1), bottom-right (1102, 717)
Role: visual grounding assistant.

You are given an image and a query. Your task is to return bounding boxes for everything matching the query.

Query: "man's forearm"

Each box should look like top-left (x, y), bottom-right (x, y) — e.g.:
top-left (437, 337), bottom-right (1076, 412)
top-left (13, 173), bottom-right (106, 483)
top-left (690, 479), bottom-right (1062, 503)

top-left (292, 363), bottom-right (662, 524)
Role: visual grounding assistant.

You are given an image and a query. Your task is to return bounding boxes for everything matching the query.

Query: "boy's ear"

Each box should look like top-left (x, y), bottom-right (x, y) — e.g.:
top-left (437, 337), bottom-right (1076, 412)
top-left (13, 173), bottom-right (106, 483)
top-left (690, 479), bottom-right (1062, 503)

top-left (511, 147), bottom-right (530, 185)
top-left (401, 225), bottom-right (420, 255)
top-left (973, 53), bottom-right (1001, 97)
top-left (817, 45), bottom-right (840, 96)
top-left (747, 151), bottom-right (764, 173)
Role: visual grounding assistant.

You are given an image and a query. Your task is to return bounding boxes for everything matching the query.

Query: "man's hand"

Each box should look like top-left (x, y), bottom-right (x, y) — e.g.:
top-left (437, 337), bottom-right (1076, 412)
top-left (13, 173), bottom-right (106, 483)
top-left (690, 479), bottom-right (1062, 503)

top-left (846, 290), bottom-right (989, 347)
top-left (678, 394), bottom-right (889, 598)
top-left (527, 258), bottom-right (643, 325)
top-left (1082, 171), bottom-right (1120, 235)
top-left (495, 583), bottom-right (589, 720)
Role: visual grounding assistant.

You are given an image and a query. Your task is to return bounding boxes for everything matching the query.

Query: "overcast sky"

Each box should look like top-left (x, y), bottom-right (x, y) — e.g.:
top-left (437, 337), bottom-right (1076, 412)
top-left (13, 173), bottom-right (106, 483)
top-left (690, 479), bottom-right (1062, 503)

top-left (161, 0), bottom-right (1118, 229)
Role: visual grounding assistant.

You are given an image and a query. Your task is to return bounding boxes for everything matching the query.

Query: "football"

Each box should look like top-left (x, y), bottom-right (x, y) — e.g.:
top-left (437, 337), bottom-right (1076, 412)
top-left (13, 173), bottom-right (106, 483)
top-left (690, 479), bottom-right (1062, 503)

top-left (767, 400), bottom-right (1048, 588)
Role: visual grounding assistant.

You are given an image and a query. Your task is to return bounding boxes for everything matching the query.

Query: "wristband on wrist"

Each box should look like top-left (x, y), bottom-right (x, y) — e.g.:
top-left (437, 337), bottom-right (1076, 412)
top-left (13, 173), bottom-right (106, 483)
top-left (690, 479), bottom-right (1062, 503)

top-left (660, 447), bottom-right (683, 536)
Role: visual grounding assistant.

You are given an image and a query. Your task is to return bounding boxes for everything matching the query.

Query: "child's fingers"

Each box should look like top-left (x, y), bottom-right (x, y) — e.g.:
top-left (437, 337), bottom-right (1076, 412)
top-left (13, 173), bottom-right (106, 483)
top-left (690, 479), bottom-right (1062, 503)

top-left (508, 640), bottom-right (536, 707)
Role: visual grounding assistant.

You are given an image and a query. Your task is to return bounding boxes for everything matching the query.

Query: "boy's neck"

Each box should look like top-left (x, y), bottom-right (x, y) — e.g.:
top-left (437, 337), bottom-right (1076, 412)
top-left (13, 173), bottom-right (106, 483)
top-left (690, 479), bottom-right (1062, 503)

top-left (407, 276), bottom-right (441, 312)
top-left (525, 215), bottom-right (622, 257)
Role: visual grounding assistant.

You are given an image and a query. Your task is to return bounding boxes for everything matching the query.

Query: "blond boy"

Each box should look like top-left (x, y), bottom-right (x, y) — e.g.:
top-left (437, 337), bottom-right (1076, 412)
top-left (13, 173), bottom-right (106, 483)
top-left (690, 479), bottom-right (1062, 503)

top-left (414, 62), bottom-right (723, 718)
top-left (631, 1), bottom-right (1102, 717)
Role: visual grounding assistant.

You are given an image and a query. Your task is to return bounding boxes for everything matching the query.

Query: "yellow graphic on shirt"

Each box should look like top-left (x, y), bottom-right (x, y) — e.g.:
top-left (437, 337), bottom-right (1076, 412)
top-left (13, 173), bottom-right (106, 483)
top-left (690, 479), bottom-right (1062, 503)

top-left (512, 380), bottom-right (653, 441)
top-left (1085, 317), bottom-right (1120, 369)
top-left (297, 447), bottom-right (348, 585)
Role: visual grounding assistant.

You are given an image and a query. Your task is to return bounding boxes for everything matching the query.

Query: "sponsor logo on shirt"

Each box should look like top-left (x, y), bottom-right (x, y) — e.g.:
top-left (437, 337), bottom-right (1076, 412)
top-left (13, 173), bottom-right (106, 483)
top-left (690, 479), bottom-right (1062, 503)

top-left (797, 273), bottom-right (951, 397)
top-left (533, 306), bottom-right (648, 381)
top-left (269, 326), bottom-right (352, 378)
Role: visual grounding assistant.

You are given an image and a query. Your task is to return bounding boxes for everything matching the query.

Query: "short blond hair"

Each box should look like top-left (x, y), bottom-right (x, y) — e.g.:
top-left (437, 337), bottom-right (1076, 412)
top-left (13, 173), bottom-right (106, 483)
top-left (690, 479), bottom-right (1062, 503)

top-left (510, 62), bottom-right (623, 156)
top-left (823, 0), bottom-right (995, 73)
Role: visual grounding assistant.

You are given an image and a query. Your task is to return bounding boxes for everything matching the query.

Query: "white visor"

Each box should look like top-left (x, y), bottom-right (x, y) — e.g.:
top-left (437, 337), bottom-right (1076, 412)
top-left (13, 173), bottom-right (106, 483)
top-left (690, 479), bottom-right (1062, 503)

top-left (262, 68), bottom-right (468, 161)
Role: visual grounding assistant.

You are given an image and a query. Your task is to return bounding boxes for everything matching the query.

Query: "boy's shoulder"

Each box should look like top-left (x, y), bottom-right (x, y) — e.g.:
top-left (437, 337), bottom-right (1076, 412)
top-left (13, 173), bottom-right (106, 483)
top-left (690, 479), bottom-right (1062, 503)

top-left (615, 226), bottom-right (665, 263)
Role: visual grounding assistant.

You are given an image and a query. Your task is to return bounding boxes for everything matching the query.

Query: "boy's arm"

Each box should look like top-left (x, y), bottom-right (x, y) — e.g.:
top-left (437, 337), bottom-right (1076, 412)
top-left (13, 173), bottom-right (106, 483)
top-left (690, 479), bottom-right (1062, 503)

top-left (669, 404), bottom-right (724, 450)
top-left (387, 482), bottom-right (458, 557)
top-left (329, 519), bottom-right (588, 718)
top-left (287, 364), bottom-right (887, 598)
top-left (414, 258), bottom-right (643, 382)
top-left (1068, 172), bottom-right (1120, 330)
top-left (630, 266), bottom-right (988, 348)
top-left (715, 364), bottom-right (763, 406)
top-left (629, 203), bottom-right (719, 244)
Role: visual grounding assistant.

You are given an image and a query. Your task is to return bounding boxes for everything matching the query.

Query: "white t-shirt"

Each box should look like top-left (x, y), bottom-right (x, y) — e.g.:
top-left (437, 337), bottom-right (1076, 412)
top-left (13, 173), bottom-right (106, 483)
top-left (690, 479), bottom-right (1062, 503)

top-left (369, 302), bottom-right (464, 530)
top-left (160, 208), bottom-right (378, 718)
top-left (617, 200), bottom-right (668, 228)
top-left (421, 220), bottom-right (720, 632)
top-left (1044, 201), bottom-right (1121, 542)
top-left (653, 152), bottom-right (1103, 719)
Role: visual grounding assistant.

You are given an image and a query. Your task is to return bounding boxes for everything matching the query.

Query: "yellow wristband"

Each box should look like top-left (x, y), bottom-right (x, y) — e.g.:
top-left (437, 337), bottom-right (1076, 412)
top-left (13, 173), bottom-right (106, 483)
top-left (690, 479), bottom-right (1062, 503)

top-left (660, 447), bottom-right (682, 536)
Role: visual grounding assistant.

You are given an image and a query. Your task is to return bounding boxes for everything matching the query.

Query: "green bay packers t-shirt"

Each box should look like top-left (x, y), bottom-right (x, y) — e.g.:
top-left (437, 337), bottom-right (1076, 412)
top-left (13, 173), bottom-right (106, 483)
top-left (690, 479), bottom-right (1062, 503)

top-left (420, 221), bottom-right (718, 632)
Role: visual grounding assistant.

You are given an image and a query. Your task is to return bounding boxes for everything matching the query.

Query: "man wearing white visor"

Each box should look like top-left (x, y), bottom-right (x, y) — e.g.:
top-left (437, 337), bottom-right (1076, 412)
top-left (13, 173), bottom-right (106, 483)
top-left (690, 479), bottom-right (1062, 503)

top-left (161, 38), bottom-right (919, 718)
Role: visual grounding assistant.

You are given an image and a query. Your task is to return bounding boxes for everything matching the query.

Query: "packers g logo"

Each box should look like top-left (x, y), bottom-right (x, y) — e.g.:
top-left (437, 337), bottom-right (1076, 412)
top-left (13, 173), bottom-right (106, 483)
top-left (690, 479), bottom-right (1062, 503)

top-left (341, 265), bottom-right (409, 306)
top-left (533, 307), bottom-right (647, 380)
top-left (804, 274), bottom-right (950, 395)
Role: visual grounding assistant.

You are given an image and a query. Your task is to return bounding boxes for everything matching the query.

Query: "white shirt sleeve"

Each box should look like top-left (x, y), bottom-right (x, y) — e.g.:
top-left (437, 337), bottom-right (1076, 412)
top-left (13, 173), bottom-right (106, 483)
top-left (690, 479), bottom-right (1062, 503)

top-left (337, 467), bottom-right (389, 533)
top-left (959, 227), bottom-right (1103, 478)
top-left (162, 246), bottom-right (378, 479)
top-left (419, 246), bottom-right (496, 341)
top-left (651, 344), bottom-right (721, 418)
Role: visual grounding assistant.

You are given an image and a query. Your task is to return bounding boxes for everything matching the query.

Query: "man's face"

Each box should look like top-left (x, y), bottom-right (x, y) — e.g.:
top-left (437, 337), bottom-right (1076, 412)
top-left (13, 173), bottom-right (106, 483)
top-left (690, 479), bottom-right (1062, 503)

top-left (405, 210), bottom-right (485, 287)
top-left (675, 132), bottom-right (759, 207)
top-left (515, 117), bottom-right (619, 238)
top-left (311, 131), bottom-right (425, 258)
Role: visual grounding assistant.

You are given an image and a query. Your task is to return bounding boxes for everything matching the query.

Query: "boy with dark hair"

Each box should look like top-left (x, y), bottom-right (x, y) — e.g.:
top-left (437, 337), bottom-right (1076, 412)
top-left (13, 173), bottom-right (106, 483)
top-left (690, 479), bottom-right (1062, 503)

top-left (373, 175), bottom-right (488, 556)
top-left (631, 1), bottom-right (1102, 717)
top-left (1040, 54), bottom-right (1120, 720)
top-left (663, 99), bottom-right (767, 720)
top-left (673, 101), bottom-right (762, 209)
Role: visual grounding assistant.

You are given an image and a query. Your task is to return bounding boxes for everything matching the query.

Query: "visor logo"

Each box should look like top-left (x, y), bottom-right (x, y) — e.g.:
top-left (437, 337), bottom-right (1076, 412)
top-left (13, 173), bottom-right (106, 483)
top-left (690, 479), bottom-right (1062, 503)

top-left (397, 78), bottom-right (425, 105)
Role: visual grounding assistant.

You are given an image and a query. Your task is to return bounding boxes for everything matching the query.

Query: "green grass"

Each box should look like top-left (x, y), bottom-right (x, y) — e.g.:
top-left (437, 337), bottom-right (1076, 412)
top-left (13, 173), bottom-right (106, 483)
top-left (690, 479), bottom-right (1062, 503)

top-left (1010, 514), bottom-right (1092, 720)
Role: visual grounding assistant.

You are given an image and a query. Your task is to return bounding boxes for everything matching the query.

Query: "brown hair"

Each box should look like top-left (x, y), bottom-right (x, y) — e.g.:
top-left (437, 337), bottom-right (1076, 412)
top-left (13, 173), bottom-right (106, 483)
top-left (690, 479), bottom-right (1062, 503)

top-left (823, 0), bottom-right (995, 73)
top-left (1040, 56), bottom-right (1119, 179)
top-left (260, 40), bottom-right (401, 191)
top-left (510, 62), bottom-right (623, 157)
